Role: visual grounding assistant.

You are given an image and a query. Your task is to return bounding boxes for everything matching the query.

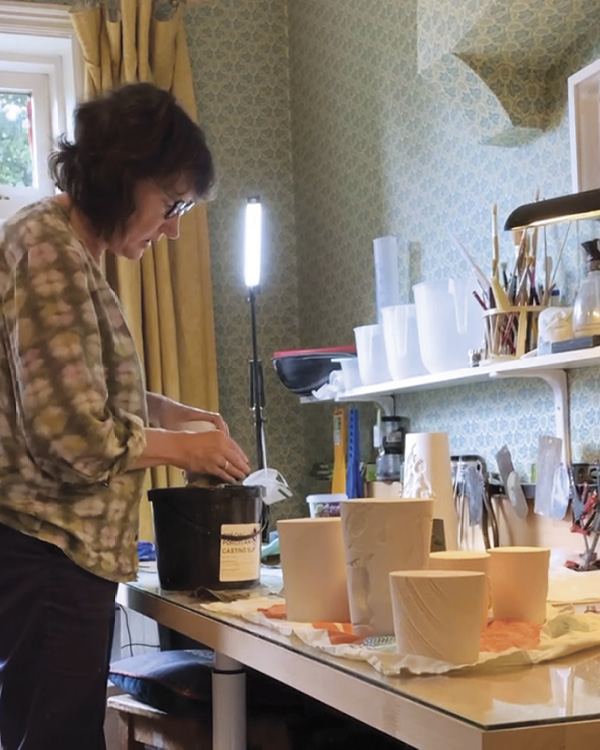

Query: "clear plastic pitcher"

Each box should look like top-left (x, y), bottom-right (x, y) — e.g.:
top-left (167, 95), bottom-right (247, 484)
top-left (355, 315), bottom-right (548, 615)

top-left (381, 303), bottom-right (427, 380)
top-left (413, 277), bottom-right (484, 373)
top-left (354, 324), bottom-right (391, 385)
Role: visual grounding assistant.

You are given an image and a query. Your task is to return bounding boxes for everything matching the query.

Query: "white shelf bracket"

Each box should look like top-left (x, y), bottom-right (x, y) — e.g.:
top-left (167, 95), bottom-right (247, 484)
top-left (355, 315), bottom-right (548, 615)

top-left (375, 395), bottom-right (395, 416)
top-left (491, 368), bottom-right (570, 465)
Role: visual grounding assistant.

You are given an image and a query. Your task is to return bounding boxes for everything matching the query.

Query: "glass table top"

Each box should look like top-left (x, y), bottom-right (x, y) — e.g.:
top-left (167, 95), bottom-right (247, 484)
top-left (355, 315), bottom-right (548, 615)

top-left (123, 564), bottom-right (600, 731)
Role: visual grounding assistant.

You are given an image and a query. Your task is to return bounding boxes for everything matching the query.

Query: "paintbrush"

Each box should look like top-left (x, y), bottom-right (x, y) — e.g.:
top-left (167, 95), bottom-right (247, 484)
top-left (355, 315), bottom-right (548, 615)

top-left (451, 232), bottom-right (511, 313)
top-left (508, 230), bottom-right (527, 304)
top-left (492, 203), bottom-right (500, 281)
top-left (548, 222), bottom-right (572, 300)
top-left (451, 231), bottom-right (492, 295)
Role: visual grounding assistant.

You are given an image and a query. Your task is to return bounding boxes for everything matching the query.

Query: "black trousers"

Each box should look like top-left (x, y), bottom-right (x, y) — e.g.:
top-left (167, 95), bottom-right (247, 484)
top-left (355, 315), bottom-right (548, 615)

top-left (0, 522), bottom-right (117, 750)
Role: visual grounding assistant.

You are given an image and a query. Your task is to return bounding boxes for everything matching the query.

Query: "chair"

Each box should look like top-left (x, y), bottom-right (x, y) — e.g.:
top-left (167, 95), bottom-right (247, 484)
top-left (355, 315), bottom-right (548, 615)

top-left (107, 690), bottom-right (292, 750)
top-left (107, 692), bottom-right (210, 750)
top-left (106, 649), bottom-right (296, 750)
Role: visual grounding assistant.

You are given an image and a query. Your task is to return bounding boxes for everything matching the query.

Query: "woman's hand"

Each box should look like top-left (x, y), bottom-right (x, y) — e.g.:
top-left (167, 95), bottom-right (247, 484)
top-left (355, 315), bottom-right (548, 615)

top-left (178, 430), bottom-right (250, 483)
top-left (133, 427), bottom-right (251, 483)
top-left (146, 392), bottom-right (229, 434)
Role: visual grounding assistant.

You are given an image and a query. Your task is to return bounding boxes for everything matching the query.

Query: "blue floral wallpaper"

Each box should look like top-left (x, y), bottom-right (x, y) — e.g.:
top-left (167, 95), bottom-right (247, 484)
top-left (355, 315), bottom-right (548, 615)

top-left (11, 0), bottom-right (600, 519)
top-left (284, 0), bottom-right (600, 493)
top-left (187, 0), bottom-right (600, 509)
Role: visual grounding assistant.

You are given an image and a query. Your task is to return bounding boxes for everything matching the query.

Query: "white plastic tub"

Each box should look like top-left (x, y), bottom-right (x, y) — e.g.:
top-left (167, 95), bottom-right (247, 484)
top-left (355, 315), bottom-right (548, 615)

top-left (306, 493), bottom-right (347, 518)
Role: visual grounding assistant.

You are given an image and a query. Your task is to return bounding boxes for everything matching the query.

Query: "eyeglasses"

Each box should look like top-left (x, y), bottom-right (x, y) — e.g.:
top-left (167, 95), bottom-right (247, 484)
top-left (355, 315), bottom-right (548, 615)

top-left (157, 184), bottom-right (195, 220)
top-left (163, 196), bottom-right (195, 220)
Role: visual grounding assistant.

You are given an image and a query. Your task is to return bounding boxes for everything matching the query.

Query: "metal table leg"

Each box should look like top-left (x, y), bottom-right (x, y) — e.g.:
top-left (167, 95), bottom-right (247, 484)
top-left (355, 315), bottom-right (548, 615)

top-left (212, 651), bottom-right (246, 749)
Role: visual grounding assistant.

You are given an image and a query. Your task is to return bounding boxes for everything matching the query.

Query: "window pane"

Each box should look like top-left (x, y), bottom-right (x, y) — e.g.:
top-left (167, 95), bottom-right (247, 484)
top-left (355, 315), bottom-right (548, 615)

top-left (0, 90), bottom-right (33, 188)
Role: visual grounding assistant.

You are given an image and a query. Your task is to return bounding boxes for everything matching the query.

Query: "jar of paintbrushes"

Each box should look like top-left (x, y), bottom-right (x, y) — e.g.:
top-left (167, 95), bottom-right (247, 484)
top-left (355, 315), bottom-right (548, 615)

top-left (482, 304), bottom-right (545, 359)
top-left (453, 202), bottom-right (552, 362)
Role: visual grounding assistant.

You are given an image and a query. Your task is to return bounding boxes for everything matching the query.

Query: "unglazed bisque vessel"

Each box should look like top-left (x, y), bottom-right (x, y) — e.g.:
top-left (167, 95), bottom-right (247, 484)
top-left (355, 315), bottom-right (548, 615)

top-left (488, 546), bottom-right (550, 624)
top-left (340, 498), bottom-right (433, 635)
top-left (402, 432), bottom-right (458, 550)
top-left (428, 550), bottom-right (491, 628)
top-left (390, 569), bottom-right (486, 664)
top-left (277, 517), bottom-right (350, 623)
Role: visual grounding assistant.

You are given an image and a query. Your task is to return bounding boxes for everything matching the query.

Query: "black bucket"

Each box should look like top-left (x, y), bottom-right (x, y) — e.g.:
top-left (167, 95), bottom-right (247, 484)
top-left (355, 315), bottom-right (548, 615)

top-left (148, 484), bottom-right (264, 591)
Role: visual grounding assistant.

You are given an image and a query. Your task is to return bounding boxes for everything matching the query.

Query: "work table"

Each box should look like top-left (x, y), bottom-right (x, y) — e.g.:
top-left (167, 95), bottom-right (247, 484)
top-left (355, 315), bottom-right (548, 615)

top-left (117, 564), bottom-right (600, 750)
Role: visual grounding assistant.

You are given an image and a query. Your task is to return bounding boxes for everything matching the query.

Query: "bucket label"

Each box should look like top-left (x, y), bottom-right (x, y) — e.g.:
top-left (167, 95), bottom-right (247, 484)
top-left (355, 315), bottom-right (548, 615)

top-left (219, 523), bottom-right (260, 582)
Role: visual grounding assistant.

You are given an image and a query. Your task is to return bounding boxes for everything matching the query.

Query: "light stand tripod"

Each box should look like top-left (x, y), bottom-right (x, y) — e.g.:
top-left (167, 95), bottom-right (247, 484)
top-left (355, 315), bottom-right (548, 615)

top-left (247, 284), bottom-right (266, 472)
top-left (244, 196), bottom-right (269, 539)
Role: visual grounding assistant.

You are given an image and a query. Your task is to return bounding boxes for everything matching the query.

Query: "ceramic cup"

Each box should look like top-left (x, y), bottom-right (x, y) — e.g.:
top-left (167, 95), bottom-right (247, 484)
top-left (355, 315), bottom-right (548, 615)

top-left (389, 569), bottom-right (486, 664)
top-left (488, 546), bottom-right (550, 624)
top-left (277, 518), bottom-right (350, 622)
top-left (340, 498), bottom-right (433, 635)
top-left (403, 432), bottom-right (458, 550)
top-left (428, 550), bottom-right (491, 628)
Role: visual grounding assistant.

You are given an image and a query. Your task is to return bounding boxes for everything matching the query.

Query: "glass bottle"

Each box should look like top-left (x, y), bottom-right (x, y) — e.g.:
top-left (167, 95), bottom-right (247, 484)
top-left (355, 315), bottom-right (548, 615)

top-left (573, 239), bottom-right (600, 337)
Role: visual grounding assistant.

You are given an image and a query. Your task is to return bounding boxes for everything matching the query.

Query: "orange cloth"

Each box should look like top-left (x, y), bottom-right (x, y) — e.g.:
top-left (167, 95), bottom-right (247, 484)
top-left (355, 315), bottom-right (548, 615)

top-left (258, 604), bottom-right (362, 644)
top-left (480, 619), bottom-right (542, 653)
top-left (258, 603), bottom-right (287, 619)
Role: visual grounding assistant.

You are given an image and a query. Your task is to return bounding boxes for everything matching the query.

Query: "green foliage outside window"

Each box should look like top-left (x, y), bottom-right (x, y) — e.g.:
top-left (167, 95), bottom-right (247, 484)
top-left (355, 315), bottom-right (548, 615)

top-left (0, 91), bottom-right (33, 188)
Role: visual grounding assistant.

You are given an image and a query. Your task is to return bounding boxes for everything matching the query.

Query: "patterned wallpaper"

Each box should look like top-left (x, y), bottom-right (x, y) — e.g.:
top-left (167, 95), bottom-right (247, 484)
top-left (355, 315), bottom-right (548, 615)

top-left (187, 0), bottom-right (600, 515)
top-left (9, 0), bottom-right (600, 517)
top-left (286, 0), bottom-right (600, 490)
top-left (418, 0), bottom-right (600, 143)
top-left (183, 0), bottom-right (305, 522)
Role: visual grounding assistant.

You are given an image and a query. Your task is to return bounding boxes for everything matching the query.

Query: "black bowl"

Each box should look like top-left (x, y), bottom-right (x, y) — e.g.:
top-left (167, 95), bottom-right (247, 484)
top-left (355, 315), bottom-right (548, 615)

top-left (272, 346), bottom-right (356, 396)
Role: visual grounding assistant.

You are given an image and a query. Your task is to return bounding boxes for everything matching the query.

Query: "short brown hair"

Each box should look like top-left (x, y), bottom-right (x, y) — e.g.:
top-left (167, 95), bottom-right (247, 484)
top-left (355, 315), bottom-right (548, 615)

top-left (49, 83), bottom-right (215, 240)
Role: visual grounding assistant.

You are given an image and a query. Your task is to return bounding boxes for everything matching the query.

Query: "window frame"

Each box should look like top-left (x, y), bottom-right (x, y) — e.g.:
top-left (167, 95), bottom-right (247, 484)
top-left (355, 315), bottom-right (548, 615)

top-left (0, 1), bottom-right (82, 221)
top-left (0, 70), bottom-right (54, 195)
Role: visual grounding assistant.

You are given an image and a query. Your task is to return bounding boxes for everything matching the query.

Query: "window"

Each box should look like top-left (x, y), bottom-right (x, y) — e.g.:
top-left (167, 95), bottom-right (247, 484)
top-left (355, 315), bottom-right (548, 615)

top-left (0, 1), bottom-right (82, 222)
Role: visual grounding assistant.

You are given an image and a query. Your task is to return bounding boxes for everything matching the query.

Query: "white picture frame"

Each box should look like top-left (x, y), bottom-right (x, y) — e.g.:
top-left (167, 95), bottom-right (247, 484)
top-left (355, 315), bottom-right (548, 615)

top-left (568, 57), bottom-right (600, 192)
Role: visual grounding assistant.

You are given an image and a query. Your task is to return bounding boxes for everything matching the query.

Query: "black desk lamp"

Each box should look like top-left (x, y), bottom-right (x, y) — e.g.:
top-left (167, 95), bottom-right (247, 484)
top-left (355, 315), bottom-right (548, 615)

top-left (504, 187), bottom-right (600, 230)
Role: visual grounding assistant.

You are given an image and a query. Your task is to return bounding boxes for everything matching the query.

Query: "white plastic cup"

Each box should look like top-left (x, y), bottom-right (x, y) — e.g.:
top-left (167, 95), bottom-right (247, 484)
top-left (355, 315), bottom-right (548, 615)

top-left (243, 468), bottom-right (291, 506)
top-left (354, 324), bottom-right (391, 385)
top-left (413, 277), bottom-right (484, 373)
top-left (381, 304), bottom-right (427, 380)
top-left (306, 493), bottom-right (347, 518)
top-left (336, 357), bottom-right (362, 390)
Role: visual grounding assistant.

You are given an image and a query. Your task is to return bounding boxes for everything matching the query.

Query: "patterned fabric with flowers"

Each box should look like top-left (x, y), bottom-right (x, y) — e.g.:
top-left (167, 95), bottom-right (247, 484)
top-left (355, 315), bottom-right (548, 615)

top-left (0, 198), bottom-right (148, 582)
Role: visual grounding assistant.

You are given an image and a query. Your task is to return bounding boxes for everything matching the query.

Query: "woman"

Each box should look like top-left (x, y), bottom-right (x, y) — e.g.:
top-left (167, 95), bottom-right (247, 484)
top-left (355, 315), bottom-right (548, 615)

top-left (0, 82), bottom-right (250, 750)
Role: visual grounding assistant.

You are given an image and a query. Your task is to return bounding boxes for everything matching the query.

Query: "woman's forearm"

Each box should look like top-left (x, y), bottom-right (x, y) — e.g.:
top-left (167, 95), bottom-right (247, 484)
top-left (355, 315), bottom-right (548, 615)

top-left (130, 428), bottom-right (185, 470)
top-left (145, 391), bottom-right (228, 433)
top-left (145, 392), bottom-right (169, 428)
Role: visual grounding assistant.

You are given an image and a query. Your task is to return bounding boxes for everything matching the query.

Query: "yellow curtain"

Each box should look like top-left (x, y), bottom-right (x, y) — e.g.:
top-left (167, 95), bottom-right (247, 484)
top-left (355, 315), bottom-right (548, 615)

top-left (70, 0), bottom-right (219, 540)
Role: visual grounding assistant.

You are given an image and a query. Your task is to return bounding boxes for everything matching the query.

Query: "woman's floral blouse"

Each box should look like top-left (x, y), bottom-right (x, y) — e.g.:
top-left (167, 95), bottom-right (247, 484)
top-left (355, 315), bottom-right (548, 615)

top-left (0, 198), bottom-right (148, 582)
